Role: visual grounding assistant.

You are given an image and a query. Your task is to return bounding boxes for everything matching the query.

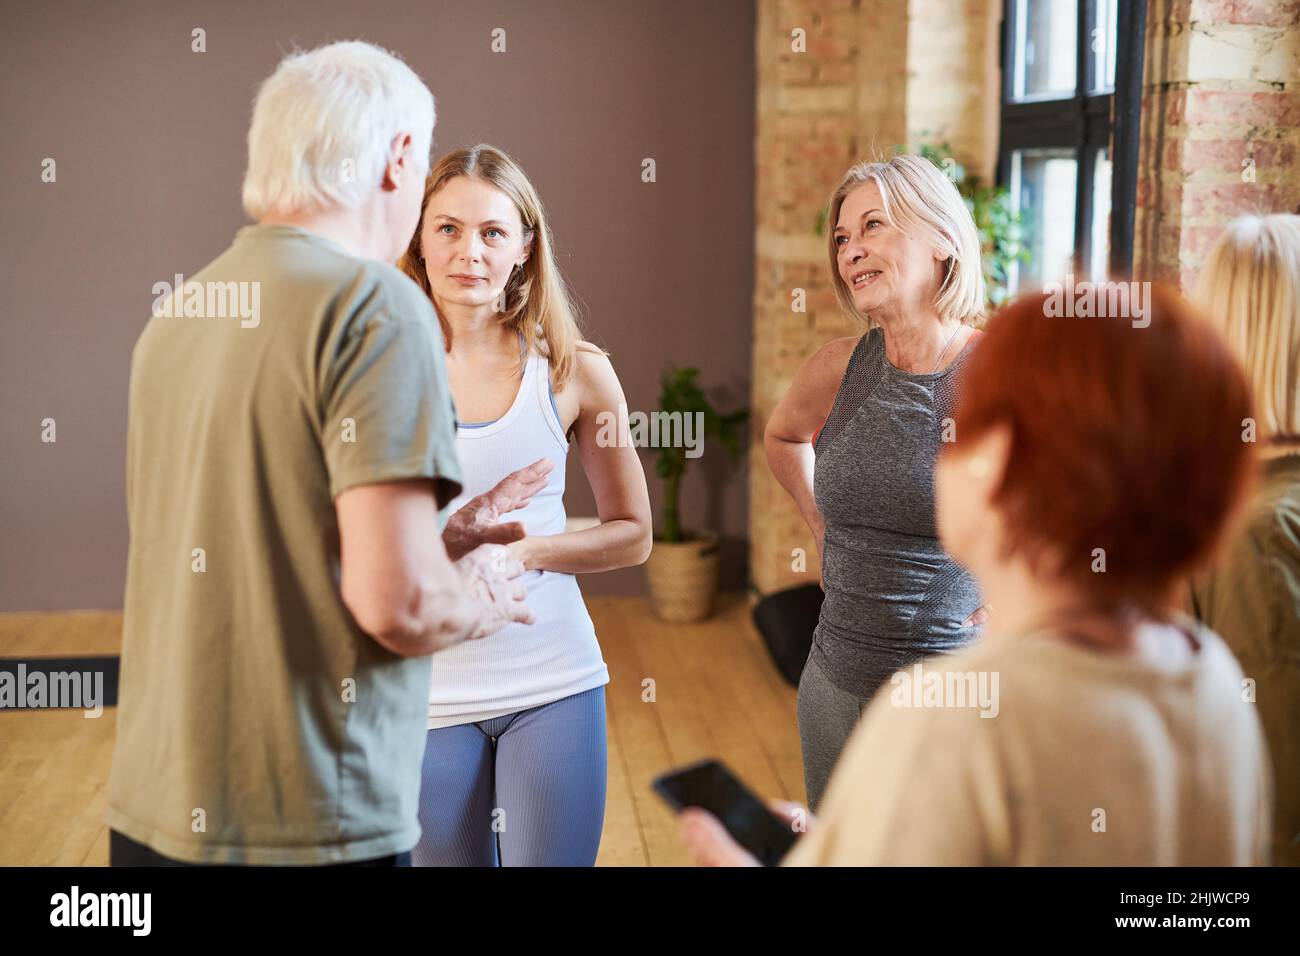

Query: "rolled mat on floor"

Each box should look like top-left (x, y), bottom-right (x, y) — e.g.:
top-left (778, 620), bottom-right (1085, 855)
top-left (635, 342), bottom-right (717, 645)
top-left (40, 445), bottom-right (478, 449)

top-left (751, 584), bottom-right (823, 688)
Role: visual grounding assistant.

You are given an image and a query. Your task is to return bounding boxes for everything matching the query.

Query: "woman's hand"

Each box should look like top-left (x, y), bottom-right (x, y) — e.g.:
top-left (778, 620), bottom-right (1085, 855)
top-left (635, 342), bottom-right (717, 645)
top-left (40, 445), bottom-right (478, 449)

top-left (678, 809), bottom-right (761, 867)
top-left (678, 799), bottom-right (816, 867)
top-left (961, 604), bottom-right (992, 628)
top-left (505, 535), bottom-right (535, 571)
top-left (768, 799), bottom-right (816, 835)
top-left (442, 458), bottom-right (553, 562)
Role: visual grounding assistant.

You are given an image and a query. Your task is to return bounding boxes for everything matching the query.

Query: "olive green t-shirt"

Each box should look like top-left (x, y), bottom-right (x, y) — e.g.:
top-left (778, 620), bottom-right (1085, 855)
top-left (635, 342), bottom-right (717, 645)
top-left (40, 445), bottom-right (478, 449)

top-left (106, 223), bottom-right (462, 864)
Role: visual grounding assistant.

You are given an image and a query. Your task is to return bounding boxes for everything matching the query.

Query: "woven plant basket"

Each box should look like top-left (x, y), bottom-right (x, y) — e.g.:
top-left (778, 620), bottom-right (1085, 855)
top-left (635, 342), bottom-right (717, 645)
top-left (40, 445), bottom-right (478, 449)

top-left (644, 530), bottom-right (721, 623)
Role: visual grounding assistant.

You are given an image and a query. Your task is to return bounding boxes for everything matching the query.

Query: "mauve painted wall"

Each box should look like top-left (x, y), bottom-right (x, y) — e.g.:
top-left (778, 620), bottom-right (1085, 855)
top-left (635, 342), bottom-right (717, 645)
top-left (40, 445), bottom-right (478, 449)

top-left (0, 0), bottom-right (755, 611)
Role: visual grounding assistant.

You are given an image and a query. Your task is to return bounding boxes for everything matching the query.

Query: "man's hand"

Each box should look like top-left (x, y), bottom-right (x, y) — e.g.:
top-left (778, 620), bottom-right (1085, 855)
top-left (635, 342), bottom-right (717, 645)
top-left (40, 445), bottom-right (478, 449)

top-left (455, 543), bottom-right (535, 640)
top-left (442, 458), bottom-right (554, 562)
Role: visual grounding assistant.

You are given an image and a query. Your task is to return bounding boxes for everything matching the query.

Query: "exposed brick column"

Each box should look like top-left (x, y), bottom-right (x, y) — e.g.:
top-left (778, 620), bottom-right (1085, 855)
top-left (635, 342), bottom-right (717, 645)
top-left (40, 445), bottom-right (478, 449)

top-left (751, 0), bottom-right (882, 594)
top-left (749, 0), bottom-right (999, 594)
top-left (906, 0), bottom-right (1001, 181)
top-left (1135, 0), bottom-right (1300, 290)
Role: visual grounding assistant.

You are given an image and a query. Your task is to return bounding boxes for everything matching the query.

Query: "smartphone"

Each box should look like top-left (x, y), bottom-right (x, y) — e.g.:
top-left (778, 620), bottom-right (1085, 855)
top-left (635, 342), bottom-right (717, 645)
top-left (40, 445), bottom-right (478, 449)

top-left (653, 758), bottom-right (800, 866)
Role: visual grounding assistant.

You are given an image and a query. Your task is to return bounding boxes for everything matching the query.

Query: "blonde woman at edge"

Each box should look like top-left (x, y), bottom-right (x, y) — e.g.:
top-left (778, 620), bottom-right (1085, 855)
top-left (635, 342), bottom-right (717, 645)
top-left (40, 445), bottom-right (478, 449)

top-left (399, 144), bottom-right (652, 866)
top-left (764, 154), bottom-right (992, 809)
top-left (1192, 212), bottom-right (1300, 867)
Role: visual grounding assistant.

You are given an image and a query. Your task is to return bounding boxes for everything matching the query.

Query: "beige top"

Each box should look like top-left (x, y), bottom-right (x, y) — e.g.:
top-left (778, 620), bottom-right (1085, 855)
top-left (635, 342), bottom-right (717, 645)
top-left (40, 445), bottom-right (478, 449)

top-left (783, 617), bottom-right (1272, 866)
top-left (1193, 453), bottom-right (1300, 866)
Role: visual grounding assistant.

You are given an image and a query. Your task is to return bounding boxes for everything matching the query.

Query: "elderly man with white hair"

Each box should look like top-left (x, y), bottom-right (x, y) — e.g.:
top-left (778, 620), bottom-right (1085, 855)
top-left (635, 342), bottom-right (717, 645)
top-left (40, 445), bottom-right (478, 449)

top-left (106, 40), bottom-right (538, 867)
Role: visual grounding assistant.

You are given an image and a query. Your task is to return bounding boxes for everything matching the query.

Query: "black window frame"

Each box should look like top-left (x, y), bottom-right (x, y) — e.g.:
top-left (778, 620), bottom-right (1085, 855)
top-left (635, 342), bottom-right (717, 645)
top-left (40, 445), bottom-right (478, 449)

top-left (997, 0), bottom-right (1147, 283)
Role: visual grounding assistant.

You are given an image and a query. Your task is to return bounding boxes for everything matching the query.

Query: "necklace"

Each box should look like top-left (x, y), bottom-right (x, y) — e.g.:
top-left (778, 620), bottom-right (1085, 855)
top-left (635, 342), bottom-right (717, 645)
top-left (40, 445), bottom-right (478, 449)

top-left (930, 322), bottom-right (964, 373)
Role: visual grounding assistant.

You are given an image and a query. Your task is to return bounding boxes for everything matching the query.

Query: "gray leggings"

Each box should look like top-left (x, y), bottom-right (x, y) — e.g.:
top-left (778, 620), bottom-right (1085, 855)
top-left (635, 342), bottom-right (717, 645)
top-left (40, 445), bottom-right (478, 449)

top-left (413, 685), bottom-right (607, 866)
top-left (796, 652), bottom-right (878, 812)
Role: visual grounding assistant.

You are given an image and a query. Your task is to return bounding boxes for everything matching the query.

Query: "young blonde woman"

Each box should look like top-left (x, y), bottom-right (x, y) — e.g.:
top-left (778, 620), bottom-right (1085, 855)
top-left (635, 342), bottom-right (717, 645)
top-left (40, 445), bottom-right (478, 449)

top-left (1192, 212), bottom-right (1300, 866)
top-left (399, 144), bottom-right (652, 866)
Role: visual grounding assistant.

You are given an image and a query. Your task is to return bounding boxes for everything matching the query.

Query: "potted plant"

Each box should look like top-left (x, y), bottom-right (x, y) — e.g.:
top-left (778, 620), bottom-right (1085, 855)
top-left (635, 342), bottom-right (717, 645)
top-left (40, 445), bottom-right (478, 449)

top-left (643, 366), bottom-right (748, 623)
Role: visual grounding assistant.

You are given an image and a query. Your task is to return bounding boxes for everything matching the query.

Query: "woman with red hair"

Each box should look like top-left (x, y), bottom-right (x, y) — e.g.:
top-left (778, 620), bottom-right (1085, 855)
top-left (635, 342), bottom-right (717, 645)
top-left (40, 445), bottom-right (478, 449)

top-left (682, 286), bottom-right (1271, 865)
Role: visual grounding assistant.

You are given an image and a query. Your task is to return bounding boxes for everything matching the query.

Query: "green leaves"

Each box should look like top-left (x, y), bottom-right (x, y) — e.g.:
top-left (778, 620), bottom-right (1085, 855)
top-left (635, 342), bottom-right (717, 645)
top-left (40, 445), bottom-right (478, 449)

top-left (906, 141), bottom-right (1029, 309)
top-left (655, 366), bottom-right (748, 542)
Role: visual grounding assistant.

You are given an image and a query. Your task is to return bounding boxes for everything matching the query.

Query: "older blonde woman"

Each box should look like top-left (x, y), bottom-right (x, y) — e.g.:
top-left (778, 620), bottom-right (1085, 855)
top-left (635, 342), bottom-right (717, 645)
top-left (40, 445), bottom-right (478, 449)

top-left (1192, 212), bottom-right (1300, 867)
top-left (764, 154), bottom-right (991, 808)
top-left (683, 287), bottom-right (1268, 866)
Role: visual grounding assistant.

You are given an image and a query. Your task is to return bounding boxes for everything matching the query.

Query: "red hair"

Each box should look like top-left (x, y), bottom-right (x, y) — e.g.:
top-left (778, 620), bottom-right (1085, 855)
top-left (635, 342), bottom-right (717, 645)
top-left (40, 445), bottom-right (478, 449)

top-left (946, 285), bottom-right (1258, 615)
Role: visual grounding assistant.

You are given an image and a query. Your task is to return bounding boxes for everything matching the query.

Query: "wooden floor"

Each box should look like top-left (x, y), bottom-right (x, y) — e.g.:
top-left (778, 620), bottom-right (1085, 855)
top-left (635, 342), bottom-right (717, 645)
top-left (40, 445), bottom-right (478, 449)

top-left (0, 593), bottom-right (804, 866)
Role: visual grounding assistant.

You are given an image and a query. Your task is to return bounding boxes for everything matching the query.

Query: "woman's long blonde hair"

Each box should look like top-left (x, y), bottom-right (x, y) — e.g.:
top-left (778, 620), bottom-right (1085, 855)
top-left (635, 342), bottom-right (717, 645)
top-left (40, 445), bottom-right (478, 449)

top-left (398, 143), bottom-right (603, 390)
top-left (1194, 213), bottom-right (1300, 439)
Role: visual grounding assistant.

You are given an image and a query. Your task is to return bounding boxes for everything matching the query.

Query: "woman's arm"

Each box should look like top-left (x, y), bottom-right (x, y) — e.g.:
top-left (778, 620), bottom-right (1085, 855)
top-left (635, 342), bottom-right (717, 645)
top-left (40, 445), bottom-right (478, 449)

top-left (509, 347), bottom-right (653, 574)
top-left (763, 336), bottom-right (858, 560)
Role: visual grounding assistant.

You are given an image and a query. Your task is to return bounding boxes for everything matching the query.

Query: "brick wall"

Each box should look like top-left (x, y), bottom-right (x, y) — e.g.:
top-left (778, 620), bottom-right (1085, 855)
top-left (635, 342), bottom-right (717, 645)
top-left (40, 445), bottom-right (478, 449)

top-left (907, 0), bottom-right (1002, 176)
top-left (749, 0), bottom-right (999, 594)
top-left (750, 0), bottom-right (1297, 594)
top-left (1134, 0), bottom-right (1300, 290)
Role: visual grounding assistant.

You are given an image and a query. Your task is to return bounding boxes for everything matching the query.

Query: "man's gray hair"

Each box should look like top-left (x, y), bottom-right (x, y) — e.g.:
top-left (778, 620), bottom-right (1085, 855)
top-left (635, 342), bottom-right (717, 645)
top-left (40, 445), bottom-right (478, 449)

top-left (241, 40), bottom-right (435, 220)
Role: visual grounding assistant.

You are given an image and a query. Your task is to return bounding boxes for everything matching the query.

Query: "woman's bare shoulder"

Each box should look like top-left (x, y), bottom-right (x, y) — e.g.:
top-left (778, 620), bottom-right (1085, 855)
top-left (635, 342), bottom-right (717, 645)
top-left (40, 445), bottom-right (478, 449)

top-left (564, 340), bottom-right (624, 417)
top-left (797, 333), bottom-right (864, 392)
top-left (813, 334), bottom-right (862, 369)
top-left (571, 339), bottom-right (615, 381)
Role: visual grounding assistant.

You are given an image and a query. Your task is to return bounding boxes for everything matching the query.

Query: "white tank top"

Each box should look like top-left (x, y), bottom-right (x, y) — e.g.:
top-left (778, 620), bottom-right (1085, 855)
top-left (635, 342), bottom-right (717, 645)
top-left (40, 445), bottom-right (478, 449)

top-left (427, 342), bottom-right (609, 728)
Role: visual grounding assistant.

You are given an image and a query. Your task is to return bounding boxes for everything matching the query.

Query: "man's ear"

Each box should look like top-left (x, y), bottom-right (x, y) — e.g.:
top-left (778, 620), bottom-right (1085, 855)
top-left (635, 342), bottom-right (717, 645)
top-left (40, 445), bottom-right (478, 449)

top-left (381, 132), bottom-right (414, 192)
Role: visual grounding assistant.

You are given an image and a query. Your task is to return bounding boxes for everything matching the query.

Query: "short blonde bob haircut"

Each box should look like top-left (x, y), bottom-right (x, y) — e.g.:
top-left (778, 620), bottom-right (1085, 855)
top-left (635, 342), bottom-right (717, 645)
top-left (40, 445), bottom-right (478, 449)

top-left (1194, 213), bottom-right (1300, 439)
top-left (827, 154), bottom-right (986, 326)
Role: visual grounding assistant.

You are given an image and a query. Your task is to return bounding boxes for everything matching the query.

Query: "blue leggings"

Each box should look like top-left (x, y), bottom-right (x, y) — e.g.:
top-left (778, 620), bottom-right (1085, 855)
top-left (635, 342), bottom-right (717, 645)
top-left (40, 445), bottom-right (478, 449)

top-left (413, 685), bottom-right (607, 866)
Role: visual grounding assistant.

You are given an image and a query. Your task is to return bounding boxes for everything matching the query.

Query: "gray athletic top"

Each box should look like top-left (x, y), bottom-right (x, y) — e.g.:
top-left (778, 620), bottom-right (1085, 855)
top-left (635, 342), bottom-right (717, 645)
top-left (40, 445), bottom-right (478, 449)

top-left (811, 326), bottom-right (985, 697)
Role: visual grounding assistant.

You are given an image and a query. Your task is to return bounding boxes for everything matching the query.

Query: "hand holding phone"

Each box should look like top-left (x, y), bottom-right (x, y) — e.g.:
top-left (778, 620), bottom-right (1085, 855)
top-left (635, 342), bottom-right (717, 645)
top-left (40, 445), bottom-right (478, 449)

top-left (653, 759), bottom-right (800, 866)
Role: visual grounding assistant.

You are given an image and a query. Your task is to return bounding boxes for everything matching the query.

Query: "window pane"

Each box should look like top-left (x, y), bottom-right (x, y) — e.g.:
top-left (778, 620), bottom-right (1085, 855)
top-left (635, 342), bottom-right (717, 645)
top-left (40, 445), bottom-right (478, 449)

top-left (1011, 0), bottom-right (1078, 102)
top-left (1010, 148), bottom-right (1078, 291)
top-left (1090, 0), bottom-right (1118, 92)
top-left (1089, 147), bottom-right (1112, 281)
